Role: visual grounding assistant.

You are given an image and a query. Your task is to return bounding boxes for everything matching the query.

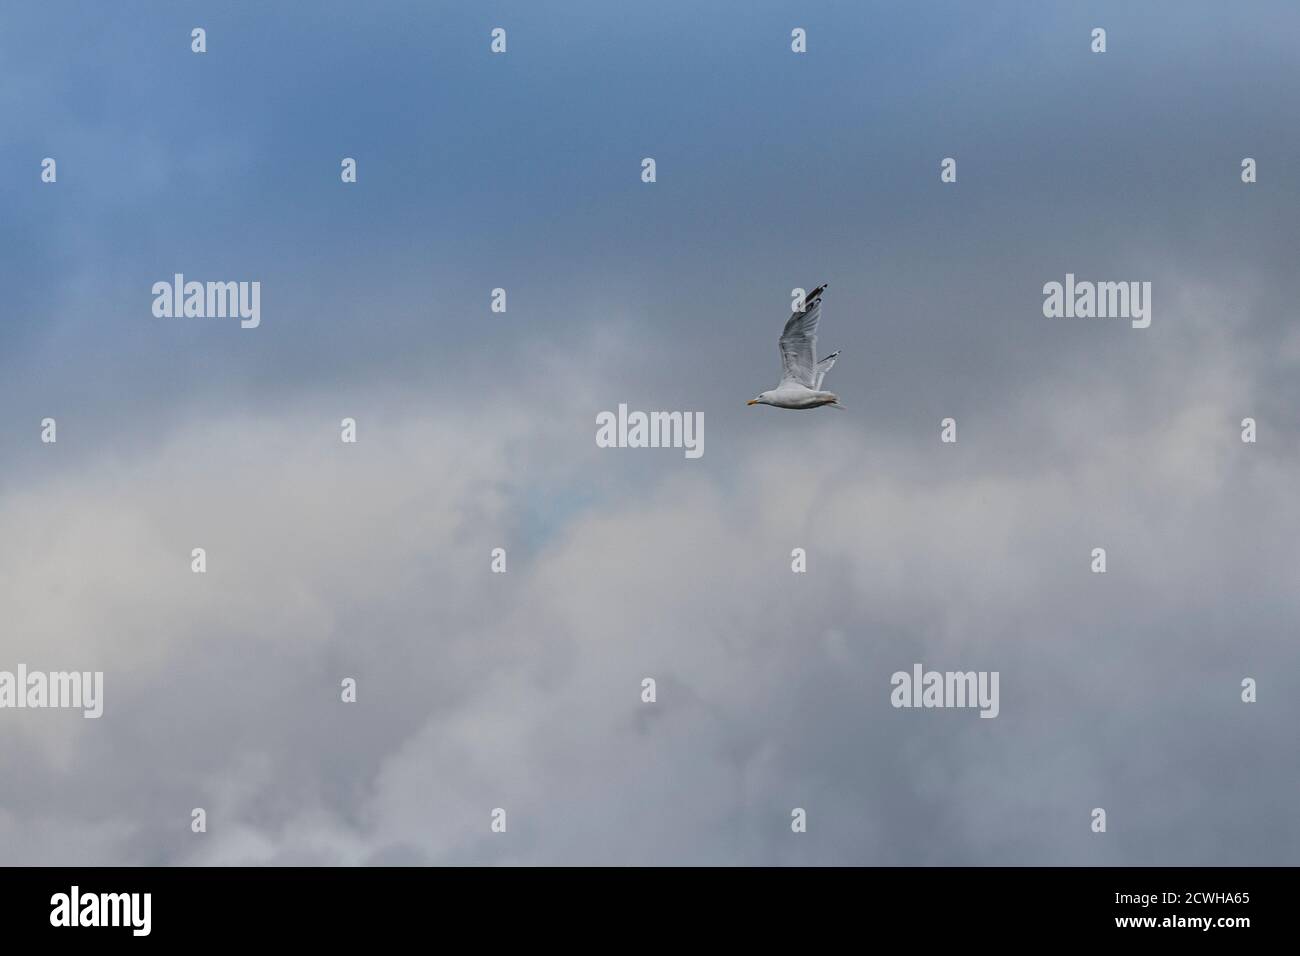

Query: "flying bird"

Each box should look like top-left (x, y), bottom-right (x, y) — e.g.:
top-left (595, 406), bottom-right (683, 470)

top-left (748, 283), bottom-right (843, 409)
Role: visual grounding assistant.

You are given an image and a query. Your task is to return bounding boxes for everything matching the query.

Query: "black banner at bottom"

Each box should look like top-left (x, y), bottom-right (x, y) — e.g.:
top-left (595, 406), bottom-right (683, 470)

top-left (0, 866), bottom-right (1284, 942)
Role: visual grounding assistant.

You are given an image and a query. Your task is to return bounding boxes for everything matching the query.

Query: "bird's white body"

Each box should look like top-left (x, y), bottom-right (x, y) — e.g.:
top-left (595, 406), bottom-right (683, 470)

top-left (748, 283), bottom-right (843, 410)
top-left (752, 385), bottom-right (840, 410)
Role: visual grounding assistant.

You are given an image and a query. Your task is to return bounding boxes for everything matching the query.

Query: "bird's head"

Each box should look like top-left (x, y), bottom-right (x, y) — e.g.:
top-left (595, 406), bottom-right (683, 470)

top-left (747, 392), bottom-right (770, 406)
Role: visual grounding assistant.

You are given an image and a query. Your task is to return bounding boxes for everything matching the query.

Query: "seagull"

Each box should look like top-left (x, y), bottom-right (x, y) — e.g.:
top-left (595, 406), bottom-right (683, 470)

top-left (748, 283), bottom-right (843, 409)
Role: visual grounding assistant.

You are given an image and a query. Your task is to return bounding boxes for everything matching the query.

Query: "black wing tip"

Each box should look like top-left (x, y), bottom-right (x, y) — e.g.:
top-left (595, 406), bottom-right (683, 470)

top-left (790, 283), bottom-right (829, 317)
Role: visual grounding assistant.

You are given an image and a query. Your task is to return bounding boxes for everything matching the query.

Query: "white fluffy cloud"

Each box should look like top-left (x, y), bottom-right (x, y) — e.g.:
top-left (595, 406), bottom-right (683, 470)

top-left (2, 299), bottom-right (1295, 865)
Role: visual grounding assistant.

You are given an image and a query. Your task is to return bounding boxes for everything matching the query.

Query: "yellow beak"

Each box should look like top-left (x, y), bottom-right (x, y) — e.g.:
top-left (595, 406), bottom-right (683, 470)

top-left (747, 399), bottom-right (758, 405)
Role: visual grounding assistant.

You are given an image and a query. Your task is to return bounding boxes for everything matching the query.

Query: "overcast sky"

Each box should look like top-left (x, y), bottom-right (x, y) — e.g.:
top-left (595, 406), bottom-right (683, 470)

top-left (1, 0), bottom-right (1297, 865)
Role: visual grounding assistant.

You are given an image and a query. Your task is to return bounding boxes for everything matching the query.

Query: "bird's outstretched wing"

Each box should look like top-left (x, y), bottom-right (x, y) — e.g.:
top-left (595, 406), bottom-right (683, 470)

top-left (778, 283), bottom-right (828, 387)
top-left (812, 350), bottom-right (840, 390)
